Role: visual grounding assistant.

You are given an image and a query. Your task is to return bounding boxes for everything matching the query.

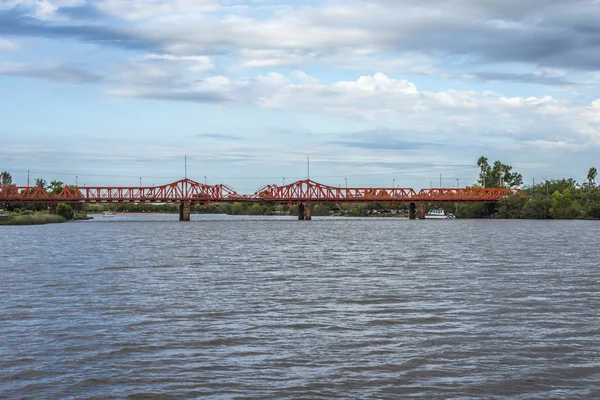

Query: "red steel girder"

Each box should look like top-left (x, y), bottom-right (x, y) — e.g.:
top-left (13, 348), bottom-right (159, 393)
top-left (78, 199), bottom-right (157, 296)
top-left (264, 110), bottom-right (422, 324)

top-left (0, 178), bottom-right (520, 204)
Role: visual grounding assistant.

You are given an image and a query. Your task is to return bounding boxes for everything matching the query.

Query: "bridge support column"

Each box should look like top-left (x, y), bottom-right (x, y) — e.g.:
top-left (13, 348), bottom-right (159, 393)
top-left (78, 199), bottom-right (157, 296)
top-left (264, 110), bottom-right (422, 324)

top-left (304, 204), bottom-right (312, 221)
top-left (298, 204), bottom-right (305, 220)
top-left (409, 202), bottom-right (416, 219)
top-left (48, 204), bottom-right (57, 215)
top-left (418, 202), bottom-right (426, 219)
top-left (179, 202), bottom-right (191, 221)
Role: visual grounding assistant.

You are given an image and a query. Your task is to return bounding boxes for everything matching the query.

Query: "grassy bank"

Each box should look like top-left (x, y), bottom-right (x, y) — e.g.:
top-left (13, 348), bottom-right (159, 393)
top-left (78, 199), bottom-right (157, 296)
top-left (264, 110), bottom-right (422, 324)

top-left (0, 214), bottom-right (66, 225)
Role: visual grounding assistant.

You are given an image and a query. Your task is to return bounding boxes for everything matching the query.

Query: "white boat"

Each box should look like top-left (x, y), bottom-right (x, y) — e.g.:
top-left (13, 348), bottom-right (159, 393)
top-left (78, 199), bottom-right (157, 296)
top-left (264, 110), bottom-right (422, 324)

top-left (102, 211), bottom-right (116, 217)
top-left (425, 208), bottom-right (455, 219)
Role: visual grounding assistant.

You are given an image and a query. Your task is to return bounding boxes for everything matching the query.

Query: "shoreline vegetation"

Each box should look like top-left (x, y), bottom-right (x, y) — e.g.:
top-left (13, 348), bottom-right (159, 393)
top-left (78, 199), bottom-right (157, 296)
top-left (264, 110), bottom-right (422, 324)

top-left (0, 214), bottom-right (66, 226)
top-left (1, 157), bottom-right (599, 224)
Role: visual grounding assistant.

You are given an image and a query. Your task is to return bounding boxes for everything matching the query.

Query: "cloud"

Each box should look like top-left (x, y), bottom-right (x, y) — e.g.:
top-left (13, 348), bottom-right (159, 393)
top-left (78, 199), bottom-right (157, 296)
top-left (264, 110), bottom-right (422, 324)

top-left (196, 133), bottom-right (241, 141)
top-left (144, 53), bottom-right (216, 72)
top-left (330, 128), bottom-right (443, 151)
top-left (0, 7), bottom-right (157, 50)
top-left (472, 71), bottom-right (576, 86)
top-left (4, 0), bottom-right (600, 74)
top-left (0, 38), bottom-right (19, 51)
top-left (0, 61), bottom-right (103, 83)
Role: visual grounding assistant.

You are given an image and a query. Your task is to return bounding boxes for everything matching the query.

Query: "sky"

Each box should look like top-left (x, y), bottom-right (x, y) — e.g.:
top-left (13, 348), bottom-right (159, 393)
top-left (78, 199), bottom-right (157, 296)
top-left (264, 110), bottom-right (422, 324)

top-left (1, 0), bottom-right (600, 192)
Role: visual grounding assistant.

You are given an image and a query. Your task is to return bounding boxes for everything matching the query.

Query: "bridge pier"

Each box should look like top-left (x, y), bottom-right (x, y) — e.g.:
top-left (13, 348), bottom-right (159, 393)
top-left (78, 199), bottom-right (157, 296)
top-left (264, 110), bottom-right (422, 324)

top-left (179, 202), bottom-right (191, 221)
top-left (418, 202), bottom-right (426, 219)
top-left (298, 203), bottom-right (312, 220)
top-left (298, 204), bottom-right (305, 220)
top-left (48, 204), bottom-right (57, 215)
top-left (409, 202), bottom-right (416, 219)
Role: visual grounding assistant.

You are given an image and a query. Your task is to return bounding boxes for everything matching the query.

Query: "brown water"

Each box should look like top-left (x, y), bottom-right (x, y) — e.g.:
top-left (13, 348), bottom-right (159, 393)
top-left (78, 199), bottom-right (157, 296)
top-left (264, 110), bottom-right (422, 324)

top-left (1, 215), bottom-right (600, 399)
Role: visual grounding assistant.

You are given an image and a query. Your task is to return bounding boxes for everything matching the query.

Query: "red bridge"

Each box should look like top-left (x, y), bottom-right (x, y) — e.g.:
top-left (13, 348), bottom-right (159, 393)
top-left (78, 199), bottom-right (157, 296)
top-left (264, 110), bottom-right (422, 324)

top-left (0, 178), bottom-right (519, 220)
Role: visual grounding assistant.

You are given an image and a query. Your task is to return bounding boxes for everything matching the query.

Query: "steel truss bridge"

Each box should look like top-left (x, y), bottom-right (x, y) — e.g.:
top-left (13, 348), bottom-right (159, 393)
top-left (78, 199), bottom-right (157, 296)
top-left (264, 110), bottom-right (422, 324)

top-left (0, 178), bottom-right (520, 220)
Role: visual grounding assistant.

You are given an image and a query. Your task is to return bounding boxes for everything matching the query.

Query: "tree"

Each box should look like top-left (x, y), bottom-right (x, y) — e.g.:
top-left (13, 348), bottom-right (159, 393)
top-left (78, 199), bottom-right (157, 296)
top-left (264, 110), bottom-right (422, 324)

top-left (56, 203), bottom-right (74, 220)
top-left (588, 167), bottom-right (597, 185)
top-left (48, 180), bottom-right (65, 194)
top-left (35, 178), bottom-right (47, 190)
top-left (477, 156), bottom-right (523, 188)
top-left (550, 189), bottom-right (580, 219)
top-left (0, 171), bottom-right (12, 186)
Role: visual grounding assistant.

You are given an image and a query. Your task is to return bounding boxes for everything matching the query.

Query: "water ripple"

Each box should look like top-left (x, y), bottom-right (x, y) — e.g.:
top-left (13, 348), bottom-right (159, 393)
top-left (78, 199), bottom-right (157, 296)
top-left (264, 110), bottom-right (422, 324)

top-left (1, 215), bottom-right (600, 398)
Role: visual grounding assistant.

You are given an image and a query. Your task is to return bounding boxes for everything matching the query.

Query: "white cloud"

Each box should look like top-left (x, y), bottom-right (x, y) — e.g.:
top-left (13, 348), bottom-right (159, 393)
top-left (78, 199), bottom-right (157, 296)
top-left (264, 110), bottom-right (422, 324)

top-left (144, 53), bottom-right (216, 72)
top-left (95, 0), bottom-right (218, 21)
top-left (0, 38), bottom-right (18, 52)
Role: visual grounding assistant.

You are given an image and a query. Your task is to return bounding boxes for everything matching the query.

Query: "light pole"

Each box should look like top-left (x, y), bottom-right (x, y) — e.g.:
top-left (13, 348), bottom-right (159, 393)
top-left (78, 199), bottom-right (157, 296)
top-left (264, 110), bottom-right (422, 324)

top-left (204, 176), bottom-right (207, 185)
top-left (456, 178), bottom-right (459, 188)
top-left (345, 177), bottom-right (347, 188)
top-left (393, 178), bottom-right (395, 189)
top-left (283, 177), bottom-right (285, 186)
top-left (139, 177), bottom-right (142, 188)
top-left (76, 175), bottom-right (78, 187)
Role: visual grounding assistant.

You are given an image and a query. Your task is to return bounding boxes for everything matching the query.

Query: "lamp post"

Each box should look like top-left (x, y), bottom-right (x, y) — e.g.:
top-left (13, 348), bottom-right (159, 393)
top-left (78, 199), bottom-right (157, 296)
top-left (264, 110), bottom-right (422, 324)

top-left (456, 178), bottom-right (459, 188)
top-left (393, 178), bottom-right (395, 189)
top-left (139, 177), bottom-right (142, 188)
top-left (76, 175), bottom-right (78, 187)
top-left (204, 176), bottom-right (207, 185)
top-left (345, 178), bottom-right (347, 188)
top-left (283, 177), bottom-right (285, 186)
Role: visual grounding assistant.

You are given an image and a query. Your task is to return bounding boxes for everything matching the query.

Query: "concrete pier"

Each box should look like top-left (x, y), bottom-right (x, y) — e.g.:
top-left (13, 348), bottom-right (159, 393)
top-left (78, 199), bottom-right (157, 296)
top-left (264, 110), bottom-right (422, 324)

top-left (418, 203), bottom-right (426, 219)
top-left (297, 203), bottom-right (312, 220)
top-left (48, 204), bottom-right (57, 215)
top-left (409, 202), bottom-right (416, 220)
top-left (179, 202), bottom-right (190, 221)
top-left (304, 204), bottom-right (312, 221)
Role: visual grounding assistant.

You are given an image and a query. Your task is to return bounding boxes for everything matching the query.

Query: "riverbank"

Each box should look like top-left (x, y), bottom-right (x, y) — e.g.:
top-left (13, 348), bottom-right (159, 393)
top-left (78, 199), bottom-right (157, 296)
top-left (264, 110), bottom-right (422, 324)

top-left (0, 214), bottom-right (66, 225)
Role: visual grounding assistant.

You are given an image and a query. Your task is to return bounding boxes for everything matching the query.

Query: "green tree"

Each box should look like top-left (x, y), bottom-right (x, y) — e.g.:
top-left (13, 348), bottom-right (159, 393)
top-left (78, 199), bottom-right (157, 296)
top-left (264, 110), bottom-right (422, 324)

top-left (230, 202), bottom-right (244, 215)
top-left (56, 203), bottom-right (74, 220)
top-left (498, 193), bottom-right (528, 219)
top-left (588, 167), bottom-right (597, 185)
top-left (35, 178), bottom-right (47, 190)
top-left (521, 195), bottom-right (552, 219)
top-left (48, 180), bottom-right (65, 194)
top-left (549, 189), bottom-right (580, 219)
top-left (477, 156), bottom-right (523, 188)
top-left (0, 171), bottom-right (13, 186)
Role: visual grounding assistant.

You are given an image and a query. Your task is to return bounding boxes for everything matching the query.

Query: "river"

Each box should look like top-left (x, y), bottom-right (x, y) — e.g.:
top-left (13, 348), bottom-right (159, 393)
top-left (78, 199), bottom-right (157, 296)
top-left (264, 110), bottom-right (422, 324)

top-left (1, 215), bottom-right (600, 399)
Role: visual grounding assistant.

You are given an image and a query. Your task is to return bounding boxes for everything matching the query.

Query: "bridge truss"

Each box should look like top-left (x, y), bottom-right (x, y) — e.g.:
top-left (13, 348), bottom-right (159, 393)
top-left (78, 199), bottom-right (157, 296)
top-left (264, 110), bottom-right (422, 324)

top-left (0, 178), bottom-right (519, 205)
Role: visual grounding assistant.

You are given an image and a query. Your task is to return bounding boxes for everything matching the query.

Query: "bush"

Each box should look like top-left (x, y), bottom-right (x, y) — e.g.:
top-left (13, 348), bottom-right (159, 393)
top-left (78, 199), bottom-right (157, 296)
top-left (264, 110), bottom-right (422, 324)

top-left (56, 203), bottom-right (74, 220)
top-left (0, 214), bottom-right (65, 225)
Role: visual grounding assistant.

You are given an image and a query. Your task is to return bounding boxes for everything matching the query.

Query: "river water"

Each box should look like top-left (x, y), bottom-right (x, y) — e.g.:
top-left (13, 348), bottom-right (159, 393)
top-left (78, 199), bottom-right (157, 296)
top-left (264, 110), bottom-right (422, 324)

top-left (1, 215), bottom-right (600, 399)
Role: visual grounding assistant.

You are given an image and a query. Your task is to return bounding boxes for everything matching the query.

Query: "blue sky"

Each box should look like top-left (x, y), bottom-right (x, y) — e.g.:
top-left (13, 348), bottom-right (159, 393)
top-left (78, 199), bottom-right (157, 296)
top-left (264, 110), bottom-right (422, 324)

top-left (1, 0), bottom-right (600, 192)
